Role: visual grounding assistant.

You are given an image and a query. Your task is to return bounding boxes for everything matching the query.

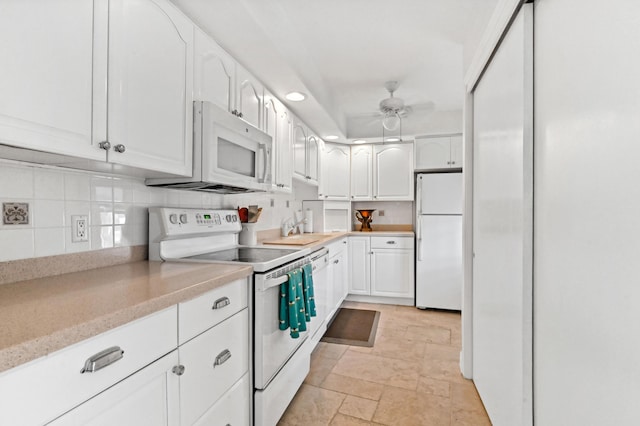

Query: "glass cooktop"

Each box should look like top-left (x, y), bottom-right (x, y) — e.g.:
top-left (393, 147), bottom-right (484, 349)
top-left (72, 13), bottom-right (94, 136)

top-left (184, 247), bottom-right (301, 264)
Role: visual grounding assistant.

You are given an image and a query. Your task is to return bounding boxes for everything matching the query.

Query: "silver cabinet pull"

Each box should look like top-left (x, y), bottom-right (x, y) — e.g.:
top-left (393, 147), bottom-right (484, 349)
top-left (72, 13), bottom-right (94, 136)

top-left (342, 240), bottom-right (347, 244)
top-left (113, 144), bottom-right (126, 153)
top-left (80, 346), bottom-right (124, 373)
top-left (172, 365), bottom-right (185, 376)
top-left (333, 259), bottom-right (339, 264)
top-left (214, 349), bottom-right (232, 367)
top-left (386, 241), bottom-right (397, 245)
top-left (98, 141), bottom-right (111, 151)
top-left (212, 297), bottom-right (231, 310)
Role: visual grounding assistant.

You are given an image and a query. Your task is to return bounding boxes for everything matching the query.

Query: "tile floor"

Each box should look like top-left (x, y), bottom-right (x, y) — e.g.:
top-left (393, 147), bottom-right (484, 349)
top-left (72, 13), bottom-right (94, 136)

top-left (278, 301), bottom-right (491, 426)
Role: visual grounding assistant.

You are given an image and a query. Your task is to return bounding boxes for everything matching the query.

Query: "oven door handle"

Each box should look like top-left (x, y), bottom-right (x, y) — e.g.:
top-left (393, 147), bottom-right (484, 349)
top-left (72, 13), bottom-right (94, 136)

top-left (264, 274), bottom-right (290, 289)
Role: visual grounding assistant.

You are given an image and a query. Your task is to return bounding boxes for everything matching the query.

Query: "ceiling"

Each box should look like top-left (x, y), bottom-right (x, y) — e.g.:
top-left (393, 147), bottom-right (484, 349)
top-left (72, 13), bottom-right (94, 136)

top-left (171, 0), bottom-right (498, 143)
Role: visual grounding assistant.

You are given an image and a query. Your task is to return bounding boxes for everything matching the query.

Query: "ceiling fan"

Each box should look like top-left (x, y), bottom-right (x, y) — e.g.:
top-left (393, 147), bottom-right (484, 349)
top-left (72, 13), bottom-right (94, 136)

top-left (376, 81), bottom-right (434, 131)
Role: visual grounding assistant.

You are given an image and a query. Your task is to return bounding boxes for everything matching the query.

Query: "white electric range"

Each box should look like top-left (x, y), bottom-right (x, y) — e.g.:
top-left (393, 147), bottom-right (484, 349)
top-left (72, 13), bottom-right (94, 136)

top-left (148, 207), bottom-right (321, 426)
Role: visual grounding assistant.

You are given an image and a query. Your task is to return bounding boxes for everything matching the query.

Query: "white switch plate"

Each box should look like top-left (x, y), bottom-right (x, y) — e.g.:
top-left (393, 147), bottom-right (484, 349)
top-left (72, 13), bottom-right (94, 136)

top-left (71, 215), bottom-right (89, 242)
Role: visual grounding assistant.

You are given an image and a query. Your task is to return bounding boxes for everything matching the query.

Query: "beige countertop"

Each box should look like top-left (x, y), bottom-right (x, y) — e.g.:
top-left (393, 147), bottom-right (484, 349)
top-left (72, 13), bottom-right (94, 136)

top-left (0, 261), bottom-right (252, 373)
top-left (259, 230), bottom-right (415, 251)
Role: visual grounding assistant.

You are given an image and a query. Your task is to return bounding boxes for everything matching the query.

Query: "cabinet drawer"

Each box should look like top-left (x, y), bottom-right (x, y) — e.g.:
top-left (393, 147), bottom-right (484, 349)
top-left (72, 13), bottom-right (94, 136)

top-left (371, 236), bottom-right (414, 249)
top-left (0, 306), bottom-right (177, 426)
top-left (326, 237), bottom-right (348, 257)
top-left (178, 278), bottom-right (248, 344)
top-left (193, 373), bottom-right (250, 426)
top-left (179, 309), bottom-right (249, 426)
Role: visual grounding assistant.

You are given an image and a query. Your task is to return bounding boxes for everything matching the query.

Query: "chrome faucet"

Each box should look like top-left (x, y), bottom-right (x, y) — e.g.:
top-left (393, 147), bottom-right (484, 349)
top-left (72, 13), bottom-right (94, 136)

top-left (281, 216), bottom-right (306, 237)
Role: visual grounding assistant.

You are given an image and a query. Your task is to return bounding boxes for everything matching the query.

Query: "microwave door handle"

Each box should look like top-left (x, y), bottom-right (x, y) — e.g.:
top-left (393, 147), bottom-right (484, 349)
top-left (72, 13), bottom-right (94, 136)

top-left (257, 144), bottom-right (267, 183)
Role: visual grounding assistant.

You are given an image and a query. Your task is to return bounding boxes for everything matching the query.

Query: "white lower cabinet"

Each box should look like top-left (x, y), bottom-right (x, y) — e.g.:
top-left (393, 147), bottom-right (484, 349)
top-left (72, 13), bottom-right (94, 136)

top-left (0, 278), bottom-right (251, 426)
top-left (326, 238), bottom-right (349, 318)
top-left (50, 350), bottom-right (180, 426)
top-left (348, 235), bottom-right (415, 303)
top-left (178, 310), bottom-right (249, 426)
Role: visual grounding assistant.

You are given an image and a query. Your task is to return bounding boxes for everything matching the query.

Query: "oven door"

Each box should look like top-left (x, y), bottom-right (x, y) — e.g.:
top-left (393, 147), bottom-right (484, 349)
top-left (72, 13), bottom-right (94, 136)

top-left (199, 101), bottom-right (272, 192)
top-left (253, 271), bottom-right (310, 389)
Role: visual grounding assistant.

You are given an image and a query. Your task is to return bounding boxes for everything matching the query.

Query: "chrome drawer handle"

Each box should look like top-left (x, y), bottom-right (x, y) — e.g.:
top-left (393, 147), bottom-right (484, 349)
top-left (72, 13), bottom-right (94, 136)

top-left (214, 349), bottom-right (232, 367)
top-left (81, 346), bottom-right (124, 373)
top-left (386, 241), bottom-right (397, 244)
top-left (333, 259), bottom-right (339, 264)
top-left (212, 297), bottom-right (231, 310)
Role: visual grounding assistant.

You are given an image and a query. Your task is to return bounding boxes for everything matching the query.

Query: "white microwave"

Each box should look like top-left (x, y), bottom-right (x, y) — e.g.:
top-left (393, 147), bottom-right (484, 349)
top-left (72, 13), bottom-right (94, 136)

top-left (146, 101), bottom-right (272, 193)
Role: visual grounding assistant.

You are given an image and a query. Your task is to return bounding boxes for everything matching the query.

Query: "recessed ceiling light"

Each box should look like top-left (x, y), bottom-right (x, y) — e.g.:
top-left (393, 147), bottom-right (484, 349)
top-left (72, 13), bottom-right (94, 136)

top-left (324, 135), bottom-right (339, 140)
top-left (353, 139), bottom-right (367, 144)
top-left (285, 92), bottom-right (306, 101)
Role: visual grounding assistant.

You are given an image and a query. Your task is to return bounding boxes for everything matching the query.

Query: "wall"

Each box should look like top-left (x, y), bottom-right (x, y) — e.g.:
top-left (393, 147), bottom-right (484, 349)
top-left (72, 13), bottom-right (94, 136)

top-left (534, 0), bottom-right (640, 424)
top-left (351, 201), bottom-right (414, 230)
top-left (0, 159), bottom-right (303, 262)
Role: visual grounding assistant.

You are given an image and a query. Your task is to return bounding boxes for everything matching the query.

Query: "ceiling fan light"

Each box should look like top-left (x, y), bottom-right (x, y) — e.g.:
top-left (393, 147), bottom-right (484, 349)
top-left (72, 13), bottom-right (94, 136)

top-left (382, 112), bottom-right (400, 131)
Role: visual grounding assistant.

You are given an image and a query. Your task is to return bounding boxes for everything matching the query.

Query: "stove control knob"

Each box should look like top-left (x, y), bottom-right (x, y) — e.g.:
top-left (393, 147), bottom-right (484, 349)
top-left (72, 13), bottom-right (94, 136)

top-left (226, 215), bottom-right (232, 222)
top-left (180, 214), bottom-right (188, 224)
top-left (232, 216), bottom-right (238, 222)
top-left (169, 214), bottom-right (178, 224)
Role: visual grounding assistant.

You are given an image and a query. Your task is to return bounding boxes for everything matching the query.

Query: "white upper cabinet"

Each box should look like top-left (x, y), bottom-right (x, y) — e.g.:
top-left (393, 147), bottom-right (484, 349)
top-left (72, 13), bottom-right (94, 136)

top-left (264, 92), bottom-right (292, 192)
top-left (103, 0), bottom-right (194, 176)
top-left (415, 134), bottom-right (463, 170)
top-left (373, 143), bottom-right (414, 200)
top-left (0, 1), bottom-right (101, 160)
top-left (307, 134), bottom-right (320, 184)
top-left (350, 145), bottom-right (373, 201)
top-left (235, 64), bottom-right (263, 130)
top-left (292, 119), bottom-right (319, 186)
top-left (293, 121), bottom-right (307, 179)
top-left (194, 27), bottom-right (235, 112)
top-left (322, 143), bottom-right (350, 200)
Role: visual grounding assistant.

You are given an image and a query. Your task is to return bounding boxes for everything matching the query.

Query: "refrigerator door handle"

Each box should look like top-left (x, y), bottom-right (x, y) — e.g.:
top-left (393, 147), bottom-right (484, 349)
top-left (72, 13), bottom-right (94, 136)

top-left (416, 218), bottom-right (423, 261)
top-left (416, 175), bottom-right (423, 216)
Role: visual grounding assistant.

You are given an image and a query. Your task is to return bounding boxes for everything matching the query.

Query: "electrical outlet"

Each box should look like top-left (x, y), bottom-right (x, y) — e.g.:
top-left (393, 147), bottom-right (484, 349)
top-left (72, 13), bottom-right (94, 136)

top-left (71, 215), bottom-right (89, 242)
top-left (379, 210), bottom-right (385, 216)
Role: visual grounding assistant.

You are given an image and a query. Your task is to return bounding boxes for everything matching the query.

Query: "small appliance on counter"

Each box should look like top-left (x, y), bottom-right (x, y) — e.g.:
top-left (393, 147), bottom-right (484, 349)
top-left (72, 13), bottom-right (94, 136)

top-left (355, 209), bottom-right (376, 232)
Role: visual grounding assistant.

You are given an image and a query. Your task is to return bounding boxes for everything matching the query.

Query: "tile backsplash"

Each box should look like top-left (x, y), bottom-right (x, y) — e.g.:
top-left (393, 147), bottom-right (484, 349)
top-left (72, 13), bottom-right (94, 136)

top-left (0, 159), bottom-right (306, 262)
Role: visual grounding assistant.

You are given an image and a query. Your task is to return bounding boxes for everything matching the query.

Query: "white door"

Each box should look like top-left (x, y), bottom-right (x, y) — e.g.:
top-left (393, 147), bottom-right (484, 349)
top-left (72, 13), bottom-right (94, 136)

top-left (0, 1), bottom-right (102, 160)
top-left (472, 5), bottom-right (533, 425)
top-left (418, 173), bottom-right (463, 215)
top-left (194, 27), bottom-right (235, 112)
top-left (106, 0), bottom-right (193, 176)
top-left (236, 64), bottom-right (262, 129)
top-left (50, 351), bottom-right (180, 426)
top-left (348, 237), bottom-right (370, 295)
top-left (323, 143), bottom-right (351, 200)
top-left (416, 215), bottom-right (462, 310)
top-left (373, 144), bottom-right (414, 200)
top-left (350, 145), bottom-right (373, 201)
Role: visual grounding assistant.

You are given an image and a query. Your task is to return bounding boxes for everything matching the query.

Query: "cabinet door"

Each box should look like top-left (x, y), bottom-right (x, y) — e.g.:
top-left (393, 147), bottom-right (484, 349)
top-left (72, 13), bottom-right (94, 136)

top-left (263, 94), bottom-right (279, 191)
top-left (350, 145), bottom-right (373, 201)
top-left (236, 64), bottom-right (262, 129)
top-left (307, 135), bottom-right (320, 184)
top-left (374, 144), bottom-right (414, 200)
top-left (276, 109), bottom-right (293, 192)
top-left (293, 122), bottom-right (307, 179)
top-left (348, 237), bottom-right (371, 295)
top-left (50, 351), bottom-right (180, 426)
top-left (371, 249), bottom-right (414, 298)
top-left (331, 249), bottom-right (348, 309)
top-left (194, 27), bottom-right (235, 112)
top-left (449, 134), bottom-right (463, 168)
top-left (106, 0), bottom-right (193, 176)
top-left (323, 143), bottom-right (351, 200)
top-left (415, 136), bottom-right (451, 170)
top-left (0, 1), bottom-right (102, 160)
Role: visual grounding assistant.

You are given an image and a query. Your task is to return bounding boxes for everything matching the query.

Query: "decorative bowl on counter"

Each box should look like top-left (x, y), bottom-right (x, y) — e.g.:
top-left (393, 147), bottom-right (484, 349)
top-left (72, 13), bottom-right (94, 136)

top-left (355, 209), bottom-right (376, 232)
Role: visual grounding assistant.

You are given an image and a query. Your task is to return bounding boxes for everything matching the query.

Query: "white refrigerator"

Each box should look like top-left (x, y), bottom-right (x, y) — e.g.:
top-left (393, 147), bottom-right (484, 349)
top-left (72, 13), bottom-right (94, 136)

top-left (415, 172), bottom-right (463, 310)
